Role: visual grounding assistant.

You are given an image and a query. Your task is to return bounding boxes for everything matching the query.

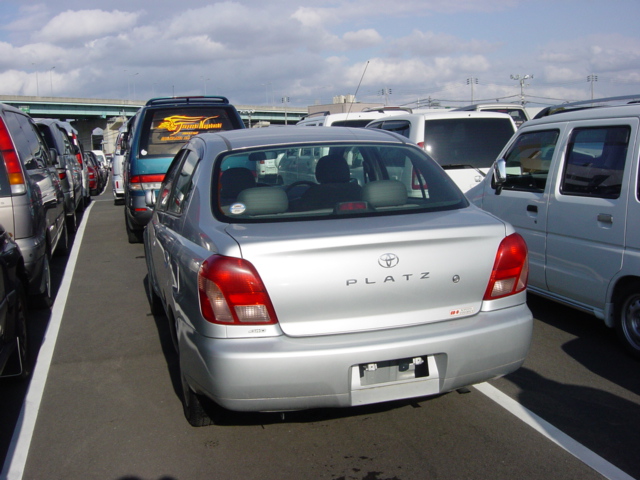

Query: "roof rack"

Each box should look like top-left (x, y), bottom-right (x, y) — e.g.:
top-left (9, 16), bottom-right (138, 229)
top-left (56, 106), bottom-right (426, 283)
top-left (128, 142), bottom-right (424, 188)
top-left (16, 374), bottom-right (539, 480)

top-left (144, 96), bottom-right (230, 106)
top-left (360, 106), bottom-right (413, 113)
top-left (533, 94), bottom-right (640, 119)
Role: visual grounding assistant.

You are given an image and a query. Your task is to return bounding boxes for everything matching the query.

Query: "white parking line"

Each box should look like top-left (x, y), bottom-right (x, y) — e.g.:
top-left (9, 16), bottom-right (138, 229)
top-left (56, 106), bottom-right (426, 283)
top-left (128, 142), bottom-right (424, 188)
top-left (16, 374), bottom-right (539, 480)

top-left (1, 202), bottom-right (94, 480)
top-left (474, 382), bottom-right (635, 480)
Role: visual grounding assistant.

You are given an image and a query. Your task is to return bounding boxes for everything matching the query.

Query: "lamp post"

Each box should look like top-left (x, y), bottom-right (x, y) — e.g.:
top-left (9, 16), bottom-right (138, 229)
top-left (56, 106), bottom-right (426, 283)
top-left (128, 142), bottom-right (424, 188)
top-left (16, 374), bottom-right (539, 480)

top-left (282, 96), bottom-right (289, 125)
top-left (467, 77), bottom-right (478, 103)
top-left (31, 63), bottom-right (39, 96)
top-left (587, 74), bottom-right (598, 100)
top-left (510, 74), bottom-right (533, 105)
top-left (202, 77), bottom-right (210, 95)
top-left (50, 66), bottom-right (55, 96)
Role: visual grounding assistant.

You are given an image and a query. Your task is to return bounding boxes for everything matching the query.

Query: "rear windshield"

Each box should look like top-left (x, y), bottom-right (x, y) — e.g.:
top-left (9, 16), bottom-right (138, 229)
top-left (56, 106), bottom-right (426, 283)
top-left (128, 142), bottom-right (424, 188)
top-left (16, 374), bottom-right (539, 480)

top-left (331, 119), bottom-right (375, 128)
top-left (140, 107), bottom-right (239, 158)
top-left (424, 118), bottom-right (514, 169)
top-left (215, 142), bottom-right (467, 222)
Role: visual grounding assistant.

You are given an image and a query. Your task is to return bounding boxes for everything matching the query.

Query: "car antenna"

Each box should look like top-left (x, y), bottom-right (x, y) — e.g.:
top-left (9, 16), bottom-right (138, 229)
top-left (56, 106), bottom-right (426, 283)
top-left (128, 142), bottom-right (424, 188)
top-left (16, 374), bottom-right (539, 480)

top-left (346, 60), bottom-right (369, 120)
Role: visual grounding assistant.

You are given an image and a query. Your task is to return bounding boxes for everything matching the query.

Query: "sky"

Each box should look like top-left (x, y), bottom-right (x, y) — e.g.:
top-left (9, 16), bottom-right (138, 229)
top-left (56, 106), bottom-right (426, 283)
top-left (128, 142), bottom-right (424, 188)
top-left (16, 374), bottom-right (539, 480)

top-left (0, 0), bottom-right (639, 110)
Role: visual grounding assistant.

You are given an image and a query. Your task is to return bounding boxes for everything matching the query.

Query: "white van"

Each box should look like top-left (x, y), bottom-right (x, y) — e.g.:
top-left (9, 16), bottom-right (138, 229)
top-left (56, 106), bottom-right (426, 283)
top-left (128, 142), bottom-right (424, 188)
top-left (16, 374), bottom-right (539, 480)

top-left (466, 103), bottom-right (640, 357)
top-left (453, 103), bottom-right (531, 127)
top-left (366, 111), bottom-right (516, 192)
top-left (296, 107), bottom-right (411, 128)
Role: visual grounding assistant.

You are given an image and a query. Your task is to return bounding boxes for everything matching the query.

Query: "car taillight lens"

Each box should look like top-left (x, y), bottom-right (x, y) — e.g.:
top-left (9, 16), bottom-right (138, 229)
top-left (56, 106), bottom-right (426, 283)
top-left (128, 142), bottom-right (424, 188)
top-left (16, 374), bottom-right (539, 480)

top-left (129, 174), bottom-right (165, 191)
top-left (484, 233), bottom-right (528, 300)
top-left (0, 118), bottom-right (26, 195)
top-left (198, 255), bottom-right (278, 325)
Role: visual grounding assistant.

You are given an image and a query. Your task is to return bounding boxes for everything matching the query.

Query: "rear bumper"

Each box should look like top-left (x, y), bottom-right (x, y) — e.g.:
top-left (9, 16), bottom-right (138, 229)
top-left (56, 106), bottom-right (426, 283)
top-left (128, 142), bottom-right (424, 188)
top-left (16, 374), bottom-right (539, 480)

top-left (126, 191), bottom-right (152, 229)
top-left (181, 303), bottom-right (533, 412)
top-left (15, 234), bottom-right (47, 295)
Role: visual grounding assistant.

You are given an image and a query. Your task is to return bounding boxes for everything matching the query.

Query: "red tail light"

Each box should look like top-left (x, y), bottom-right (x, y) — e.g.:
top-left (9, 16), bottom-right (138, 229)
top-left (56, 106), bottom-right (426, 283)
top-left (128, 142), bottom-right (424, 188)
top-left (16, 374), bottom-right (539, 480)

top-left (59, 172), bottom-right (67, 180)
top-left (484, 233), bottom-right (528, 300)
top-left (0, 118), bottom-right (26, 194)
top-left (129, 174), bottom-right (165, 191)
top-left (198, 255), bottom-right (278, 325)
top-left (411, 168), bottom-right (428, 190)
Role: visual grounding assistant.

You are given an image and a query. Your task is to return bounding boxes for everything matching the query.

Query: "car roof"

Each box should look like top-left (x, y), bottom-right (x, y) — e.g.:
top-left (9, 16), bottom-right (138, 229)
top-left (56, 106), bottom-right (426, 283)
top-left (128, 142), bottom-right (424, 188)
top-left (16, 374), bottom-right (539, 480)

top-left (525, 103), bottom-right (640, 126)
top-left (369, 111), bottom-right (515, 121)
top-left (196, 125), bottom-right (410, 150)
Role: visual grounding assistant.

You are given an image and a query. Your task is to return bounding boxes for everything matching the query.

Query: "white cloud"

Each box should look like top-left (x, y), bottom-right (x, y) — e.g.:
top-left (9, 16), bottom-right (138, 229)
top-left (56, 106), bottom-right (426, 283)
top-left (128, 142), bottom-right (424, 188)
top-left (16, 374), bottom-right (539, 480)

top-left (35, 9), bottom-right (140, 43)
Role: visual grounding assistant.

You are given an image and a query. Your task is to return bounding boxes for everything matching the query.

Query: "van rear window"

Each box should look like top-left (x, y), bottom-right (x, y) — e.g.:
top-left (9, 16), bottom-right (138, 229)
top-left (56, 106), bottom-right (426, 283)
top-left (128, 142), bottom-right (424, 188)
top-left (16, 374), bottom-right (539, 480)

top-left (423, 118), bottom-right (514, 169)
top-left (139, 107), bottom-right (239, 158)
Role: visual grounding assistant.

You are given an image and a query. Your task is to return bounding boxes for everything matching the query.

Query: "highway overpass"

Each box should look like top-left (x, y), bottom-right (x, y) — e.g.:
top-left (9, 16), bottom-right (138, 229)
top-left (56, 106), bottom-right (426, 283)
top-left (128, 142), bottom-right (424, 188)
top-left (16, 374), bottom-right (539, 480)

top-left (0, 95), bottom-right (307, 153)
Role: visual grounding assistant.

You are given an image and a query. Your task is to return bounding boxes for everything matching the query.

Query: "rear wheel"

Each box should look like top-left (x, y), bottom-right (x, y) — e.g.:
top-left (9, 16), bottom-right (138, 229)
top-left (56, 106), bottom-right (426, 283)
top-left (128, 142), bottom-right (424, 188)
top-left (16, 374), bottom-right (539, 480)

top-left (33, 253), bottom-right (52, 309)
top-left (615, 282), bottom-right (640, 359)
top-left (13, 282), bottom-right (30, 380)
top-left (146, 275), bottom-right (164, 316)
top-left (125, 210), bottom-right (143, 244)
top-left (181, 371), bottom-right (216, 427)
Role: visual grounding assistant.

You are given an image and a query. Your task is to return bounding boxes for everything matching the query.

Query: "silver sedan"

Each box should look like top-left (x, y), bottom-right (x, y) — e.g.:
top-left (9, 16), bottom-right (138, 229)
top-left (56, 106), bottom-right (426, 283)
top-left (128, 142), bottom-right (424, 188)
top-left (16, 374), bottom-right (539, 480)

top-left (143, 126), bottom-right (533, 426)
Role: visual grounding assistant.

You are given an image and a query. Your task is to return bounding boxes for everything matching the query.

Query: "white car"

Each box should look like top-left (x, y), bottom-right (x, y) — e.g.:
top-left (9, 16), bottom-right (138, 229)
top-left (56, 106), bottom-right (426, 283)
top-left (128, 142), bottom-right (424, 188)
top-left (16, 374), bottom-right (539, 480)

top-left (366, 111), bottom-right (517, 192)
top-left (467, 100), bottom-right (640, 357)
top-left (144, 126), bottom-right (532, 426)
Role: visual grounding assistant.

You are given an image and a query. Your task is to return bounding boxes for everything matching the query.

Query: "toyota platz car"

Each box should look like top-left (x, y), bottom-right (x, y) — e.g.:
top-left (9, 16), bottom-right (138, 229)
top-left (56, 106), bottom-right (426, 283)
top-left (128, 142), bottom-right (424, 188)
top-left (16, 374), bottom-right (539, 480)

top-left (143, 126), bottom-right (533, 427)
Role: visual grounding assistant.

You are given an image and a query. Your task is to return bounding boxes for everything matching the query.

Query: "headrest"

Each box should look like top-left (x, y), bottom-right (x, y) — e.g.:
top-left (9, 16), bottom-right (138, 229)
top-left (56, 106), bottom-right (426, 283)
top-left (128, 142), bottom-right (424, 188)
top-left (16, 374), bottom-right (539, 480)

top-left (362, 180), bottom-right (407, 208)
top-left (220, 167), bottom-right (256, 198)
top-left (236, 187), bottom-right (288, 215)
top-left (315, 155), bottom-right (350, 184)
top-left (249, 151), bottom-right (267, 162)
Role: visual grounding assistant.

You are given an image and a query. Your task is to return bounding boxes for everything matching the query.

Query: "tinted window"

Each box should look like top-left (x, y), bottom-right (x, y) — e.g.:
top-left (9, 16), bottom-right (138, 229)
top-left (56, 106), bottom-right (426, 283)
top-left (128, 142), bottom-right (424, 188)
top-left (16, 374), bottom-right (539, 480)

top-left (423, 118), bottom-right (514, 169)
top-left (377, 120), bottom-right (411, 138)
top-left (167, 150), bottom-right (200, 214)
top-left (216, 142), bottom-right (466, 223)
top-left (561, 126), bottom-right (629, 199)
top-left (331, 120), bottom-right (375, 128)
top-left (499, 129), bottom-right (559, 192)
top-left (139, 107), bottom-right (240, 158)
top-left (5, 112), bottom-right (51, 170)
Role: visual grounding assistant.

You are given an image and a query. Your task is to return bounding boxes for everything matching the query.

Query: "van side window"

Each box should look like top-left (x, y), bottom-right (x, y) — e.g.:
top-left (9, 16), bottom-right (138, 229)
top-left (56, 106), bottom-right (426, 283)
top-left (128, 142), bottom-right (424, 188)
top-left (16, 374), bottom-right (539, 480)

top-left (561, 126), bottom-right (629, 199)
top-left (498, 129), bottom-right (559, 192)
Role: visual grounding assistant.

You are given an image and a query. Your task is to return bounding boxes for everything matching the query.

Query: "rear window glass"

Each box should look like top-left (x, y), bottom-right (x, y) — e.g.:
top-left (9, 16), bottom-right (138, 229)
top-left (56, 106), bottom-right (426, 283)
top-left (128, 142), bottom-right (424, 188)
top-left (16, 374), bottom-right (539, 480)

top-left (331, 119), bottom-right (375, 128)
top-left (423, 118), bottom-right (514, 169)
top-left (215, 142), bottom-right (467, 222)
top-left (139, 107), bottom-right (239, 158)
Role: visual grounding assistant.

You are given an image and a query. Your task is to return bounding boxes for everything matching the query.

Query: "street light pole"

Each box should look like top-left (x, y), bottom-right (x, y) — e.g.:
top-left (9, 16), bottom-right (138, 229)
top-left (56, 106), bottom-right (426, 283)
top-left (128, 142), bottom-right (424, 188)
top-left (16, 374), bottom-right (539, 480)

top-left (467, 77), bottom-right (478, 103)
top-left (510, 74), bottom-right (533, 105)
top-left (282, 96), bottom-right (289, 125)
top-left (587, 74), bottom-right (598, 100)
top-left (50, 66), bottom-right (55, 96)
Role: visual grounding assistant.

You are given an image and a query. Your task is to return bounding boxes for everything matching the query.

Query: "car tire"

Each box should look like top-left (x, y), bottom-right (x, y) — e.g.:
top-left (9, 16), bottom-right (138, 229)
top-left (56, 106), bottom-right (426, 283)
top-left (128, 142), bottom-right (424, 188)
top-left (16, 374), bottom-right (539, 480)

top-left (55, 222), bottom-right (70, 257)
top-left (180, 371), bottom-right (215, 427)
top-left (33, 253), bottom-right (53, 309)
top-left (615, 282), bottom-right (640, 359)
top-left (13, 282), bottom-right (30, 380)
top-left (67, 208), bottom-right (77, 234)
top-left (125, 210), bottom-right (143, 244)
top-left (146, 275), bottom-right (164, 316)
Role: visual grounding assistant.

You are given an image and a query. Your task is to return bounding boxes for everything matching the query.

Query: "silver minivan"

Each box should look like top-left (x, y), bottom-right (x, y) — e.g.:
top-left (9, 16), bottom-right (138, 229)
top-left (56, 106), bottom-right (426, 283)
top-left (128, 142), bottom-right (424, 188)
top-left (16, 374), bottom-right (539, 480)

top-left (0, 104), bottom-right (68, 308)
top-left (467, 102), bottom-right (640, 357)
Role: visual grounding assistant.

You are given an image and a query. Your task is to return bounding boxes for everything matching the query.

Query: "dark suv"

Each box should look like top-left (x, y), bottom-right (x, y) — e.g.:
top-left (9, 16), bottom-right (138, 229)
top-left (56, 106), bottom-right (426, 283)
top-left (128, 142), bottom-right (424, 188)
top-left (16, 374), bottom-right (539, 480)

top-left (122, 96), bottom-right (244, 242)
top-left (0, 103), bottom-right (68, 308)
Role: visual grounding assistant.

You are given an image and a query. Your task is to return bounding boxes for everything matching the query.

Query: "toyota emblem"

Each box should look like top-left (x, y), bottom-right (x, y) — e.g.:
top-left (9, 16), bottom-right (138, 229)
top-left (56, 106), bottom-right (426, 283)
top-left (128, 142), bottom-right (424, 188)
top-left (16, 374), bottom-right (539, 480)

top-left (378, 253), bottom-right (399, 268)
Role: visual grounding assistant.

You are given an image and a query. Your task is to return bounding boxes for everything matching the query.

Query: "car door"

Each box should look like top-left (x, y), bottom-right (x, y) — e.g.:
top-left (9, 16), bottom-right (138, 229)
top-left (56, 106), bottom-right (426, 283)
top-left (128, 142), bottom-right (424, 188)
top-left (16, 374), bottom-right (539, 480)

top-left (149, 147), bottom-right (199, 306)
top-left (544, 120), bottom-right (635, 311)
top-left (479, 127), bottom-right (563, 290)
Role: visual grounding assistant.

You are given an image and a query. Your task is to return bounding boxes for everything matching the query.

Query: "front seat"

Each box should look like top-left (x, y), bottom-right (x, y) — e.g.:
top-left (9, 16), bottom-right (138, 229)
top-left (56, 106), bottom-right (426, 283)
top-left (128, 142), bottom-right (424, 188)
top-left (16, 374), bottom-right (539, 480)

top-left (296, 155), bottom-right (362, 210)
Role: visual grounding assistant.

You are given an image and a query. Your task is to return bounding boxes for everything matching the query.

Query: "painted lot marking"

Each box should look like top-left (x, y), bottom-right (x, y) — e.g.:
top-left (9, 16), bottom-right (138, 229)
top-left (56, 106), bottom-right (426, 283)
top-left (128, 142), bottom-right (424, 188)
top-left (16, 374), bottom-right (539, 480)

top-left (474, 382), bottom-right (635, 480)
top-left (1, 202), bottom-right (94, 480)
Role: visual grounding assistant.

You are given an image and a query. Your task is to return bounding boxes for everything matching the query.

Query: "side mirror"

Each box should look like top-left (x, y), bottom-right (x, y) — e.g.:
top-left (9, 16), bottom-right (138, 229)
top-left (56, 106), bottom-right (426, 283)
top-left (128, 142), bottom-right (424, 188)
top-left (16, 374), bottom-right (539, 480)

top-left (493, 158), bottom-right (506, 195)
top-left (144, 189), bottom-right (157, 208)
top-left (49, 148), bottom-right (60, 166)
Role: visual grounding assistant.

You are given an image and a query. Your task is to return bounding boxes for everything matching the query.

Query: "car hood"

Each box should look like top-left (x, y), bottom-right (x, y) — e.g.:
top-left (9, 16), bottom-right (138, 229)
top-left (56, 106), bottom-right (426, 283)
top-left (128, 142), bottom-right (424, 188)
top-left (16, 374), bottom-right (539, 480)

top-left (224, 209), bottom-right (507, 337)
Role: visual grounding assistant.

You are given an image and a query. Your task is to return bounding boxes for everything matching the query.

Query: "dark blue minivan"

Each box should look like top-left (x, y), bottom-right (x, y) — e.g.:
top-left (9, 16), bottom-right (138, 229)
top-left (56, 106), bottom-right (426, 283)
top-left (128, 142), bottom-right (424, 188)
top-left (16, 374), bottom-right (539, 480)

top-left (123, 96), bottom-right (244, 242)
